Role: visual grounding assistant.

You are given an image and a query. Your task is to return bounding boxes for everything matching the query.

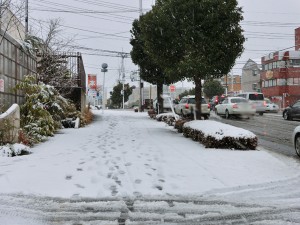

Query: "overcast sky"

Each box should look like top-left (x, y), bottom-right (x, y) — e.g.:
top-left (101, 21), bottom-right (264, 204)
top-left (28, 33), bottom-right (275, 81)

top-left (28, 0), bottom-right (300, 90)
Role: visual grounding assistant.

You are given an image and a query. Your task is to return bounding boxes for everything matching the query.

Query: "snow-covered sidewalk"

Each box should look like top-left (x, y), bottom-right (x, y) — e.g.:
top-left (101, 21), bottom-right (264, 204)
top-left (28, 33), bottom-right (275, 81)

top-left (0, 110), bottom-right (299, 199)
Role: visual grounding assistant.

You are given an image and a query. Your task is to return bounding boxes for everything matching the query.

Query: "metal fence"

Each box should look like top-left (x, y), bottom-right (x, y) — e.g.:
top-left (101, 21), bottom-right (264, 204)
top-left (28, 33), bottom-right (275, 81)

top-left (0, 29), bottom-right (36, 111)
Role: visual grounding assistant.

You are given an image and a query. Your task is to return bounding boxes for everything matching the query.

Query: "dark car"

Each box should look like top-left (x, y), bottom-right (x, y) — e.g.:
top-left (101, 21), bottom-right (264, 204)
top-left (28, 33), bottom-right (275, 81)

top-left (283, 100), bottom-right (300, 120)
top-left (210, 95), bottom-right (225, 111)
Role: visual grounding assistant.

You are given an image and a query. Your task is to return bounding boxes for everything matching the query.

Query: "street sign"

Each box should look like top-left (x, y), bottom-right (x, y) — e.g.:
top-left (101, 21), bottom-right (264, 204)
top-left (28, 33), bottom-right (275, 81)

top-left (0, 79), bottom-right (4, 92)
top-left (169, 85), bottom-right (175, 92)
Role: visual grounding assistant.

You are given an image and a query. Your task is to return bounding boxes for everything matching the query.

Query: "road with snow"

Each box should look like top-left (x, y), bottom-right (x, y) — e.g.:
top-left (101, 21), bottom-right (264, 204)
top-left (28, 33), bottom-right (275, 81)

top-left (1, 110), bottom-right (300, 224)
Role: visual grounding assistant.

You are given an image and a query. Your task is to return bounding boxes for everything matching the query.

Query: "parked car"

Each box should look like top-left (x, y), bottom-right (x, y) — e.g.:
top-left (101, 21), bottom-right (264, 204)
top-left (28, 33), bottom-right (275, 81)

top-left (236, 92), bottom-right (267, 115)
top-left (265, 98), bottom-right (279, 113)
top-left (292, 125), bottom-right (300, 157)
top-left (215, 97), bottom-right (256, 119)
top-left (283, 100), bottom-right (300, 120)
top-left (174, 95), bottom-right (210, 119)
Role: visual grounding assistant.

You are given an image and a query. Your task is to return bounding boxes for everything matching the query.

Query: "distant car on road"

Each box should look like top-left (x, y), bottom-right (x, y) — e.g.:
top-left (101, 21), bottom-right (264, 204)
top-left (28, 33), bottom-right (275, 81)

top-left (153, 96), bottom-right (174, 113)
top-left (215, 97), bottom-right (256, 119)
top-left (210, 95), bottom-right (225, 111)
top-left (265, 98), bottom-right (279, 113)
top-left (292, 125), bottom-right (300, 157)
top-left (283, 100), bottom-right (300, 120)
top-left (237, 92), bottom-right (267, 115)
top-left (174, 95), bottom-right (210, 119)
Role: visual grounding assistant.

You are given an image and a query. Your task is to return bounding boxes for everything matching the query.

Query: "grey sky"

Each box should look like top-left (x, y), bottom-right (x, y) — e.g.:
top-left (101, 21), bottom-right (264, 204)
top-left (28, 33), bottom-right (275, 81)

top-left (28, 0), bottom-right (300, 91)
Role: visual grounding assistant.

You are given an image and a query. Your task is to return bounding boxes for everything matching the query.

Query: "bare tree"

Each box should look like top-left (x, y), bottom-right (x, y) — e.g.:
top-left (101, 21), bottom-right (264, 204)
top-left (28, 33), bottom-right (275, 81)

top-left (23, 18), bottom-right (78, 96)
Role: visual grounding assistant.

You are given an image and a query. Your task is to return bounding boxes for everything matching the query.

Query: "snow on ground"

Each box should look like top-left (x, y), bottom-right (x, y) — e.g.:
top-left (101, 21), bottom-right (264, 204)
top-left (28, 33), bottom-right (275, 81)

top-left (0, 109), bottom-right (299, 200)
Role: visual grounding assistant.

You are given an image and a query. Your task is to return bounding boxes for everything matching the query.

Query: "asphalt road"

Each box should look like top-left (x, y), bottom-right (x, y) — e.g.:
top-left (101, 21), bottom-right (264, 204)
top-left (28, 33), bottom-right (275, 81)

top-left (210, 111), bottom-right (300, 159)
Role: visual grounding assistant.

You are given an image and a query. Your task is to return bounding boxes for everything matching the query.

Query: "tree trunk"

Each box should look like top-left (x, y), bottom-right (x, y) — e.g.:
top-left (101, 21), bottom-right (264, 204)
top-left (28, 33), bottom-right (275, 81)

top-left (194, 77), bottom-right (202, 120)
top-left (157, 82), bottom-right (164, 114)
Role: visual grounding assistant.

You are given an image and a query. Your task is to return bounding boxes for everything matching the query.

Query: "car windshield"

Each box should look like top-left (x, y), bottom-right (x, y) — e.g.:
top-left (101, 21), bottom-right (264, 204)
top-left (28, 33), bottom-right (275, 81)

top-left (249, 94), bottom-right (264, 101)
top-left (187, 98), bottom-right (207, 104)
top-left (231, 98), bottom-right (248, 103)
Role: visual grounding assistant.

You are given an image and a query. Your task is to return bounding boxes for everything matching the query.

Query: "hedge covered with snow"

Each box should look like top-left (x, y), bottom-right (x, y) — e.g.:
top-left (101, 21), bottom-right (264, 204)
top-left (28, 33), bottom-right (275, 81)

top-left (156, 113), bottom-right (180, 126)
top-left (0, 143), bottom-right (31, 157)
top-left (183, 120), bottom-right (257, 150)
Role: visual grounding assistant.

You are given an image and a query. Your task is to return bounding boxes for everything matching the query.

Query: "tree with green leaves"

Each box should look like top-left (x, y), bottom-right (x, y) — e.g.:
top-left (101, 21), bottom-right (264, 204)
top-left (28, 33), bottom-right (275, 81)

top-left (203, 80), bottom-right (225, 99)
top-left (110, 82), bottom-right (133, 108)
top-left (130, 18), bottom-right (178, 113)
top-left (141, 0), bottom-right (245, 119)
top-left (178, 88), bottom-right (195, 99)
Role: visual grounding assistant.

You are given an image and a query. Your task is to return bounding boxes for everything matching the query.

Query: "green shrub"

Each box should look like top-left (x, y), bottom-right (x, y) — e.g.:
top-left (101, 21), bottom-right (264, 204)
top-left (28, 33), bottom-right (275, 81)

top-left (15, 75), bottom-right (86, 145)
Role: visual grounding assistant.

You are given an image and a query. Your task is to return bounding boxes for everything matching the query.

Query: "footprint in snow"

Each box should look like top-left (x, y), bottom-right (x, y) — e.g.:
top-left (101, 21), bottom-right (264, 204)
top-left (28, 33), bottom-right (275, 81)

top-left (75, 184), bottom-right (85, 189)
top-left (135, 179), bottom-right (142, 184)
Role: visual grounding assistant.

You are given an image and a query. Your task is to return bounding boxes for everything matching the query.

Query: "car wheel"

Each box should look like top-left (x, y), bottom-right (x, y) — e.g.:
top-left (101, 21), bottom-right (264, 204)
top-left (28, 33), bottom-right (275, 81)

top-left (283, 111), bottom-right (291, 120)
top-left (203, 115), bottom-right (209, 120)
top-left (225, 110), bottom-right (230, 119)
top-left (259, 112), bottom-right (264, 116)
top-left (295, 134), bottom-right (300, 157)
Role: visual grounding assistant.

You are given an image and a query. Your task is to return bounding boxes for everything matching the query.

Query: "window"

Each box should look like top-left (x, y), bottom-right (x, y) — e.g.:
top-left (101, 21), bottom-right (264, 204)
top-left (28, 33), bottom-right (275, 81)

top-left (290, 59), bottom-right (300, 66)
top-left (293, 101), bottom-right (300, 108)
top-left (231, 98), bottom-right (247, 103)
top-left (252, 70), bottom-right (258, 76)
top-left (249, 93), bottom-right (264, 101)
top-left (277, 79), bottom-right (286, 86)
top-left (252, 83), bottom-right (257, 90)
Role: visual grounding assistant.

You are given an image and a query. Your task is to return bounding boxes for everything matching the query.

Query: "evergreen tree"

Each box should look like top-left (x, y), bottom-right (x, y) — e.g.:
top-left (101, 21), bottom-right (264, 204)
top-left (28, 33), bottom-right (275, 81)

top-left (110, 82), bottom-right (133, 108)
top-left (141, 0), bottom-right (245, 119)
top-left (203, 80), bottom-right (225, 99)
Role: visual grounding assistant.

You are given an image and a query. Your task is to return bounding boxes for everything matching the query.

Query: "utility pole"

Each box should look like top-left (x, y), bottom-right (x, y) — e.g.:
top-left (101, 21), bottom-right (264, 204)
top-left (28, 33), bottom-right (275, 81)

top-left (101, 63), bottom-right (108, 113)
top-left (25, 0), bottom-right (28, 36)
top-left (139, 0), bottom-right (143, 112)
top-left (121, 53), bottom-right (125, 109)
top-left (118, 52), bottom-right (130, 109)
top-left (0, 0), bottom-right (2, 31)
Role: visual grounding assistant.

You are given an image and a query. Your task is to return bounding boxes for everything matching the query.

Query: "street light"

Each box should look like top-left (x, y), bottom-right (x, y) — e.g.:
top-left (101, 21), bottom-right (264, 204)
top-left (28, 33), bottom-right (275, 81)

top-left (101, 63), bottom-right (108, 112)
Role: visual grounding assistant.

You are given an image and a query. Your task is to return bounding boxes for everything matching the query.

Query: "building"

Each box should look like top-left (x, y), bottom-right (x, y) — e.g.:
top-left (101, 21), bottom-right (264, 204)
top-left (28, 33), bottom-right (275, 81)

top-left (0, 11), bottom-right (36, 109)
top-left (218, 74), bottom-right (241, 96)
top-left (261, 27), bottom-right (300, 108)
top-left (0, 6), bottom-right (25, 41)
top-left (241, 59), bottom-right (262, 92)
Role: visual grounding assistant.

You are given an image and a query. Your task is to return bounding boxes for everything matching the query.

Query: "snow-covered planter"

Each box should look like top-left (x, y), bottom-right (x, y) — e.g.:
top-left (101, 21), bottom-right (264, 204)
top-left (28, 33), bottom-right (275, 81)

top-left (0, 143), bottom-right (31, 157)
top-left (183, 120), bottom-right (257, 150)
top-left (156, 113), bottom-right (179, 126)
top-left (148, 109), bottom-right (156, 119)
top-left (174, 119), bottom-right (190, 133)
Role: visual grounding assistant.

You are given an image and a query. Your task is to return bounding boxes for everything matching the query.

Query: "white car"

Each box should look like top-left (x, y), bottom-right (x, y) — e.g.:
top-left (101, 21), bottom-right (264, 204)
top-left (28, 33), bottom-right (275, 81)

top-left (174, 95), bottom-right (210, 119)
top-left (215, 97), bottom-right (256, 119)
top-left (153, 96), bottom-right (174, 112)
top-left (292, 126), bottom-right (300, 157)
top-left (265, 98), bottom-right (279, 113)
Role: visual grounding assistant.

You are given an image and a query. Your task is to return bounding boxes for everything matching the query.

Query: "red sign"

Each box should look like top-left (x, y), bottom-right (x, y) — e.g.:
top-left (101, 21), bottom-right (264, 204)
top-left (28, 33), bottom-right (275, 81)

top-left (88, 74), bottom-right (97, 90)
top-left (0, 79), bottom-right (4, 92)
top-left (169, 85), bottom-right (175, 92)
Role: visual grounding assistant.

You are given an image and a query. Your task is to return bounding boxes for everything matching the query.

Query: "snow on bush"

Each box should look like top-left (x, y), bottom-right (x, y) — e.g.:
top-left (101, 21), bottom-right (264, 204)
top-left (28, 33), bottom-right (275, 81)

top-left (183, 120), bottom-right (257, 150)
top-left (0, 143), bottom-right (31, 157)
top-left (156, 113), bottom-right (180, 126)
top-left (14, 75), bottom-right (86, 145)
